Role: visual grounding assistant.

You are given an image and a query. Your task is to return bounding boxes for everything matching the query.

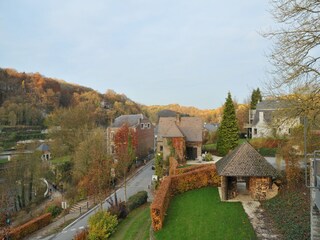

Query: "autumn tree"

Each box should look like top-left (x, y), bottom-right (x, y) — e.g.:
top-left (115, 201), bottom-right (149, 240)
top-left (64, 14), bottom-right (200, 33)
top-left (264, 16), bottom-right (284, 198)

top-left (216, 92), bottom-right (239, 156)
top-left (73, 128), bottom-right (112, 205)
top-left (114, 124), bottom-right (137, 201)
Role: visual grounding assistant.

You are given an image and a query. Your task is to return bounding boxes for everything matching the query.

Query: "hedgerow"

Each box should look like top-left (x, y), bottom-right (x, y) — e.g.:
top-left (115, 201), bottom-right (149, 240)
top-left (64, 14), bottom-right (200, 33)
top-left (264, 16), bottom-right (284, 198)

top-left (8, 213), bottom-right (51, 240)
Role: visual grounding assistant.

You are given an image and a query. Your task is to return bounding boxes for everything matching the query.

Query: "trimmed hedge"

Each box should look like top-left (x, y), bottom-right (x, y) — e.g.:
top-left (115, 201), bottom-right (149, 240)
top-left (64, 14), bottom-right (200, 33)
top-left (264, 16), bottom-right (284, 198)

top-left (126, 191), bottom-right (148, 212)
top-left (169, 157), bottom-right (178, 175)
top-left (151, 162), bottom-right (220, 231)
top-left (175, 164), bottom-right (208, 175)
top-left (171, 165), bottom-right (220, 195)
top-left (150, 177), bottom-right (172, 231)
top-left (8, 213), bottom-right (51, 240)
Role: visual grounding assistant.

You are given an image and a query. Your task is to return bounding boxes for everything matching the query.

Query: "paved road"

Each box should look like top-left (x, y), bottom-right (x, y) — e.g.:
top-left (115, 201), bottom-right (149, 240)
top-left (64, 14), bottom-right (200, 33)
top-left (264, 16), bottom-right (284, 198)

top-left (42, 160), bottom-right (154, 240)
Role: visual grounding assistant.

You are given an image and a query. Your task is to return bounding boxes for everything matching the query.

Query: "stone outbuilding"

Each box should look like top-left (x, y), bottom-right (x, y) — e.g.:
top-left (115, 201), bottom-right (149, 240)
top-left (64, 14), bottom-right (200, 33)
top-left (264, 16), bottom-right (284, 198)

top-left (156, 116), bottom-right (203, 163)
top-left (216, 142), bottom-right (278, 201)
top-left (37, 143), bottom-right (51, 161)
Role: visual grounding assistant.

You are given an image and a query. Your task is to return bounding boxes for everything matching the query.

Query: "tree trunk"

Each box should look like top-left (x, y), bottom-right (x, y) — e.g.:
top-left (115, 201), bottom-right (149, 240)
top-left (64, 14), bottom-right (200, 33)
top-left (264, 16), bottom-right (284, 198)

top-left (21, 179), bottom-right (25, 208)
top-left (28, 173), bottom-right (33, 202)
top-left (124, 172), bottom-right (127, 202)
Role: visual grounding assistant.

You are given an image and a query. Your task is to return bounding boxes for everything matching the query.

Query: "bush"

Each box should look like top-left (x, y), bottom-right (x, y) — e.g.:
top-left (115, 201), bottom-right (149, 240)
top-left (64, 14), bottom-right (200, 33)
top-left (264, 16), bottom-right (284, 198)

top-left (204, 153), bottom-right (213, 161)
top-left (108, 200), bottom-right (128, 220)
top-left (258, 148), bottom-right (277, 157)
top-left (45, 203), bottom-right (62, 218)
top-left (73, 228), bottom-right (89, 240)
top-left (88, 210), bottom-right (118, 239)
top-left (249, 138), bottom-right (280, 149)
top-left (126, 191), bottom-right (148, 212)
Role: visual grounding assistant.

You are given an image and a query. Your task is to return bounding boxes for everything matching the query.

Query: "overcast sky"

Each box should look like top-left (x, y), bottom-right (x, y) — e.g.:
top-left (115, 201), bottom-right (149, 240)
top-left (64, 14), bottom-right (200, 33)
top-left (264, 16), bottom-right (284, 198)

top-left (0, 0), bottom-right (274, 109)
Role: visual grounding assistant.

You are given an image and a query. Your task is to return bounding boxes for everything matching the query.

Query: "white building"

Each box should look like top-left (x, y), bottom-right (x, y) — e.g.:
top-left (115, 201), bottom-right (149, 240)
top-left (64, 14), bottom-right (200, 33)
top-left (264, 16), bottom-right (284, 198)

top-left (245, 100), bottom-right (301, 138)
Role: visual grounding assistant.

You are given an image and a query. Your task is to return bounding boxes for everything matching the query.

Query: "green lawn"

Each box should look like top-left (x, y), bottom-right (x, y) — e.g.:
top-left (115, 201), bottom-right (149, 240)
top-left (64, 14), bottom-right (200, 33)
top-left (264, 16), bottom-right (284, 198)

top-left (202, 143), bottom-right (216, 152)
top-left (110, 203), bottom-right (151, 240)
top-left (51, 155), bottom-right (71, 164)
top-left (155, 187), bottom-right (256, 240)
top-left (0, 158), bottom-right (8, 164)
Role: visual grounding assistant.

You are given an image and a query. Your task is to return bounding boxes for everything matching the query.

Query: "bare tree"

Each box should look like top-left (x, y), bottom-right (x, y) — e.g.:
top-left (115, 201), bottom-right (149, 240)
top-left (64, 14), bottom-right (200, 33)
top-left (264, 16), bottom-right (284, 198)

top-left (265, 0), bottom-right (320, 123)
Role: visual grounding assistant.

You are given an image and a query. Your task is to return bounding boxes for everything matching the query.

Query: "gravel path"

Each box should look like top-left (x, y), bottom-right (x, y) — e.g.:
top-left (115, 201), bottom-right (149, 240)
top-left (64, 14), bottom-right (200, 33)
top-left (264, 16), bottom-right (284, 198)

top-left (242, 201), bottom-right (283, 240)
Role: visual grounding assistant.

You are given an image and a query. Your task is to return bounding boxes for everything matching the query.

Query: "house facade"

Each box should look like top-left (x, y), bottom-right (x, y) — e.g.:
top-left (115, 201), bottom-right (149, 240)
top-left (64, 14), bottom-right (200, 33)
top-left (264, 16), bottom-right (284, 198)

top-left (245, 100), bottom-right (301, 138)
top-left (107, 114), bottom-right (154, 159)
top-left (156, 116), bottom-right (203, 163)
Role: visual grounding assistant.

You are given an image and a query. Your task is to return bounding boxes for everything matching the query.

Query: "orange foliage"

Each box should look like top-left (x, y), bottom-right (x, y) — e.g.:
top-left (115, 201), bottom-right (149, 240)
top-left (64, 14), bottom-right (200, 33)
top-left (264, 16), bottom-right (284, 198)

top-left (169, 157), bottom-right (178, 176)
top-left (249, 138), bottom-right (280, 149)
top-left (7, 213), bottom-right (51, 240)
top-left (171, 165), bottom-right (220, 195)
top-left (175, 164), bottom-right (209, 175)
top-left (151, 159), bottom-right (220, 231)
top-left (172, 137), bottom-right (185, 161)
top-left (150, 177), bottom-right (172, 231)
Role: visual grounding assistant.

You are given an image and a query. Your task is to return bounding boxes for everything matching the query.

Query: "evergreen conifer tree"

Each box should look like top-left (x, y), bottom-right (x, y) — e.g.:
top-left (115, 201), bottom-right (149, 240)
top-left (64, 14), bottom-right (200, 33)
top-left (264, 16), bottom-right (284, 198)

top-left (216, 92), bottom-right (239, 155)
top-left (250, 88), bottom-right (262, 109)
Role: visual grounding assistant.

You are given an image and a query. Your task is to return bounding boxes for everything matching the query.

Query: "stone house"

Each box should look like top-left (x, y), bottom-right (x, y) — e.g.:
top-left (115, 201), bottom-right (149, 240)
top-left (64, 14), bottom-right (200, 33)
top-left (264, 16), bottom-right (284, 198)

top-left (107, 114), bottom-right (154, 159)
top-left (216, 142), bottom-right (277, 201)
top-left (36, 143), bottom-right (51, 161)
top-left (156, 116), bottom-right (203, 163)
top-left (245, 100), bottom-right (301, 138)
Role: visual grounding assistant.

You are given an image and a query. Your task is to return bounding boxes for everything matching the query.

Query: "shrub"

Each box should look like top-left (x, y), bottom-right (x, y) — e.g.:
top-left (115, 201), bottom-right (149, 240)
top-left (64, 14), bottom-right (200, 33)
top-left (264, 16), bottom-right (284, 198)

top-left (126, 191), bottom-right (148, 212)
top-left (204, 153), bottom-right (213, 161)
top-left (258, 147), bottom-right (277, 157)
top-left (249, 138), bottom-right (280, 149)
top-left (45, 203), bottom-right (62, 218)
top-left (108, 200), bottom-right (128, 220)
top-left (73, 228), bottom-right (89, 240)
top-left (88, 210), bottom-right (118, 239)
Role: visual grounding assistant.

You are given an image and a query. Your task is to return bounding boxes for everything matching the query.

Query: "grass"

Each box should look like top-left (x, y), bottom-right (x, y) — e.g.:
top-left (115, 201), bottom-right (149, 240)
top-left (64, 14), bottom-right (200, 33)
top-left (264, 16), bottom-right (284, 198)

top-left (203, 139), bottom-right (248, 153)
top-left (202, 143), bottom-right (216, 152)
top-left (51, 155), bottom-right (71, 164)
top-left (155, 187), bottom-right (256, 240)
top-left (110, 203), bottom-right (151, 240)
top-left (0, 158), bottom-right (9, 164)
top-left (177, 164), bottom-right (192, 169)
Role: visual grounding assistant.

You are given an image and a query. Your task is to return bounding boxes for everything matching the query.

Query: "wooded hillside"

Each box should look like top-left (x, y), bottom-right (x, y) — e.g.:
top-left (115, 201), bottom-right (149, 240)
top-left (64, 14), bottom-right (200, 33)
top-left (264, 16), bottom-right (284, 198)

top-left (0, 68), bottom-right (142, 126)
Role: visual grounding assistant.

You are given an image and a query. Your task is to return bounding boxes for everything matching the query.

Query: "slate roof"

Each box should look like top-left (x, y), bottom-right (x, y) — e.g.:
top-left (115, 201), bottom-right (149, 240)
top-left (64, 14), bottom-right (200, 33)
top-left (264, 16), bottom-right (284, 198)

top-left (157, 109), bottom-right (177, 118)
top-left (112, 114), bottom-right (144, 127)
top-left (256, 99), bottom-right (289, 110)
top-left (157, 117), bottom-right (203, 142)
top-left (252, 100), bottom-right (291, 125)
top-left (37, 143), bottom-right (50, 152)
top-left (216, 142), bottom-right (277, 177)
top-left (252, 110), bottom-right (273, 125)
top-left (204, 123), bottom-right (219, 132)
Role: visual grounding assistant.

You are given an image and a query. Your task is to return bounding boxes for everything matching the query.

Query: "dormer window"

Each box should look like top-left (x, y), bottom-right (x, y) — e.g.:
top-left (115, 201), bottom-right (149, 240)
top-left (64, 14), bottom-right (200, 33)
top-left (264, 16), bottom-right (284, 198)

top-left (141, 123), bottom-right (144, 129)
top-left (147, 123), bottom-right (151, 129)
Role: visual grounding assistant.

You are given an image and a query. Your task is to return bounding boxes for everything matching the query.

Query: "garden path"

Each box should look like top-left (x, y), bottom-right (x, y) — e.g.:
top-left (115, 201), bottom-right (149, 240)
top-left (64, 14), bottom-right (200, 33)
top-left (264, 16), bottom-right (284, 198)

top-left (242, 201), bottom-right (282, 240)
